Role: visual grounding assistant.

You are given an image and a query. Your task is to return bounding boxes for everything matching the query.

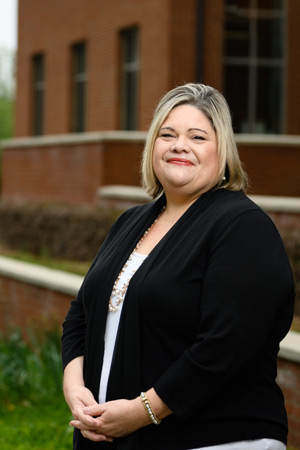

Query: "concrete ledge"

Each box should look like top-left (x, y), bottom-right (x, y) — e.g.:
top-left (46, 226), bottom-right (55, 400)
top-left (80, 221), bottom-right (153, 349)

top-left (235, 134), bottom-right (300, 147)
top-left (279, 331), bottom-right (300, 364)
top-left (98, 185), bottom-right (300, 214)
top-left (249, 195), bottom-right (300, 213)
top-left (99, 185), bottom-right (152, 203)
top-left (2, 132), bottom-right (300, 150)
top-left (1, 130), bottom-right (147, 149)
top-left (0, 255), bottom-right (83, 297)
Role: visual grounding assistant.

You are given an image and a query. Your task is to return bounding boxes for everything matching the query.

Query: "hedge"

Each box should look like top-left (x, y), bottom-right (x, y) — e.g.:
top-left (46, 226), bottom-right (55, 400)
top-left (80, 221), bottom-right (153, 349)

top-left (280, 228), bottom-right (300, 316)
top-left (0, 200), bottom-right (117, 261)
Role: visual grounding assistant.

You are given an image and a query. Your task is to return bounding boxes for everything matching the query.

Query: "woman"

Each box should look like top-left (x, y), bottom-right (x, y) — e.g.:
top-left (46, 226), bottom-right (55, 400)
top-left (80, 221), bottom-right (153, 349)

top-left (62, 83), bottom-right (294, 450)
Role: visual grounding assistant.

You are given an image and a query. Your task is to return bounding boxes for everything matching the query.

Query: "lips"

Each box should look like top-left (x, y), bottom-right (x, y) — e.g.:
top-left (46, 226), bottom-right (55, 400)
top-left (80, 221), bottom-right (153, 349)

top-left (167, 158), bottom-right (194, 166)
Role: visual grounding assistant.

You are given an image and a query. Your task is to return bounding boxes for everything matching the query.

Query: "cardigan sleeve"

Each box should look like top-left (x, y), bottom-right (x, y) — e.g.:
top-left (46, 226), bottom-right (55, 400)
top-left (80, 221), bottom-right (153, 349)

top-left (153, 209), bottom-right (294, 418)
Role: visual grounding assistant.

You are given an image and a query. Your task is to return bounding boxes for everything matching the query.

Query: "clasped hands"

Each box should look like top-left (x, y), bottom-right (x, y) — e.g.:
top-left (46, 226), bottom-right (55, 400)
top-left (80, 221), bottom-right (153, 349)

top-left (68, 386), bottom-right (151, 443)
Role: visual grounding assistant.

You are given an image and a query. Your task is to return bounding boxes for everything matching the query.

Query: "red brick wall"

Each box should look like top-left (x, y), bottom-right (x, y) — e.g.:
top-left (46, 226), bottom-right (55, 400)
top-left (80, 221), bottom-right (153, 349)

top-left (202, 0), bottom-right (224, 91)
top-left (238, 144), bottom-right (300, 197)
top-left (2, 139), bottom-right (144, 205)
top-left (2, 143), bottom-right (104, 204)
top-left (2, 138), bottom-right (300, 205)
top-left (16, 0), bottom-right (169, 135)
top-left (0, 275), bottom-right (72, 334)
top-left (102, 141), bottom-right (144, 187)
top-left (0, 272), bottom-right (299, 449)
top-left (15, 0), bottom-right (199, 137)
top-left (169, 0), bottom-right (197, 86)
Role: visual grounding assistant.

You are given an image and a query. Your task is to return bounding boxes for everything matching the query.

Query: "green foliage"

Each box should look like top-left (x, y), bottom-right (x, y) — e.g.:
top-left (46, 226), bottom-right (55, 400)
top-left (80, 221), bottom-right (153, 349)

top-left (0, 328), bottom-right (73, 449)
top-left (0, 328), bottom-right (63, 404)
top-left (0, 47), bottom-right (14, 140)
top-left (0, 96), bottom-right (13, 139)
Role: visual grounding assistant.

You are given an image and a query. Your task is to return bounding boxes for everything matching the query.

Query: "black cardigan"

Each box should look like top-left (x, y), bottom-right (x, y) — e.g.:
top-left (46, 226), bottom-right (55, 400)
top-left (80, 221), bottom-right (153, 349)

top-left (62, 189), bottom-right (295, 450)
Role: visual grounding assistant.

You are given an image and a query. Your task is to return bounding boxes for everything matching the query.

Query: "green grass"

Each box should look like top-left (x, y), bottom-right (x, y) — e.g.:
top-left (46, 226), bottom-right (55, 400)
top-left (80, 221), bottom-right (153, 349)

top-left (0, 401), bottom-right (73, 450)
top-left (0, 328), bottom-right (73, 449)
top-left (0, 244), bottom-right (91, 276)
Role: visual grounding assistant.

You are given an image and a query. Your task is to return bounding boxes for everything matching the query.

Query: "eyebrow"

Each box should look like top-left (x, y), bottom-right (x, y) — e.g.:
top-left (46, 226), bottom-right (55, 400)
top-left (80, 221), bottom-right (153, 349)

top-left (159, 126), bottom-right (208, 135)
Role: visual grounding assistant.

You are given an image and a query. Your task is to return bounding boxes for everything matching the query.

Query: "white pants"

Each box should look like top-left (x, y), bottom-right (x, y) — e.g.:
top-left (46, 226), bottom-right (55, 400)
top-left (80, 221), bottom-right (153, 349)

top-left (194, 439), bottom-right (286, 450)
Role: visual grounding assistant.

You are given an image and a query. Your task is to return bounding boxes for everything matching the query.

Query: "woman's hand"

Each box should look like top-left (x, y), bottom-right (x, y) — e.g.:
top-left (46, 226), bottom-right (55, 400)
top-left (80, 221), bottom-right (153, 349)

top-left (64, 360), bottom-right (172, 444)
top-left (64, 384), bottom-right (98, 421)
top-left (63, 357), bottom-right (113, 443)
top-left (69, 388), bottom-right (172, 442)
top-left (70, 397), bottom-right (149, 441)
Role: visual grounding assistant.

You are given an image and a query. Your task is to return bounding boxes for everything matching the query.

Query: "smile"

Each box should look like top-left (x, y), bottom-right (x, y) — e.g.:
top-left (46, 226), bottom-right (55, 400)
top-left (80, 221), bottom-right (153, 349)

top-left (167, 158), bottom-right (194, 166)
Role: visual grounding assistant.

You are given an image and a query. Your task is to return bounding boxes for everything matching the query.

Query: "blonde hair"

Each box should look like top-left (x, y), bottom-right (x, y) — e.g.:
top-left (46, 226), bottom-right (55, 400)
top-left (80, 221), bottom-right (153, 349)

top-left (141, 83), bottom-right (248, 198)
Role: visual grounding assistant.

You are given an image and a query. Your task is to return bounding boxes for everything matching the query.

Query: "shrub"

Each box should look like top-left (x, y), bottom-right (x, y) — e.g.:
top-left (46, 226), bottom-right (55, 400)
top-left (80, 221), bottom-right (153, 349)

top-left (0, 327), bottom-right (63, 404)
top-left (280, 228), bottom-right (300, 316)
top-left (0, 200), bottom-right (118, 261)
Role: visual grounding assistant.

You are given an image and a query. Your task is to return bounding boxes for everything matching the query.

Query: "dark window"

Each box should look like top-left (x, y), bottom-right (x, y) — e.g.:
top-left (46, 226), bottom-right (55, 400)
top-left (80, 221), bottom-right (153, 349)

top-left (72, 43), bottom-right (86, 132)
top-left (224, 0), bottom-right (285, 133)
top-left (32, 54), bottom-right (45, 135)
top-left (120, 28), bottom-right (139, 130)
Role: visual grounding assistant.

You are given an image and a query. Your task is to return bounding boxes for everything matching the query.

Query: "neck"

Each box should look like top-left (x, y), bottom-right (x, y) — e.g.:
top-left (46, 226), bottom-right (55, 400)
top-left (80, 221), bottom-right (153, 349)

top-left (162, 192), bottom-right (199, 222)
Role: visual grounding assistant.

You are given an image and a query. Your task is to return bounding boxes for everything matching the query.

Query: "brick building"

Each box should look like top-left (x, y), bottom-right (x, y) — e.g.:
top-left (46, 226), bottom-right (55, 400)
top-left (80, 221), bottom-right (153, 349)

top-left (2, 0), bottom-right (300, 204)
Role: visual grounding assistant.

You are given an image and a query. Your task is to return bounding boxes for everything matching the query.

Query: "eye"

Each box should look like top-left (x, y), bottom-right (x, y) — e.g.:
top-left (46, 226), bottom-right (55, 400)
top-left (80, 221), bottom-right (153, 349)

top-left (192, 135), bottom-right (205, 141)
top-left (160, 133), bottom-right (175, 139)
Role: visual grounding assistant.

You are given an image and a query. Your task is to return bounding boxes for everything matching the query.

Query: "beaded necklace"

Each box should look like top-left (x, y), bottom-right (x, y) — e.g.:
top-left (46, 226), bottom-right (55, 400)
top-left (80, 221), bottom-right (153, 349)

top-left (108, 207), bottom-right (165, 312)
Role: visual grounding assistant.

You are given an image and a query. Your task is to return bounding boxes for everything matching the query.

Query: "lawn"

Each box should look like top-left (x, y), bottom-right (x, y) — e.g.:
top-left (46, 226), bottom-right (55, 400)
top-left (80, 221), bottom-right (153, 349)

top-left (0, 329), bottom-right (73, 449)
top-left (0, 400), bottom-right (72, 450)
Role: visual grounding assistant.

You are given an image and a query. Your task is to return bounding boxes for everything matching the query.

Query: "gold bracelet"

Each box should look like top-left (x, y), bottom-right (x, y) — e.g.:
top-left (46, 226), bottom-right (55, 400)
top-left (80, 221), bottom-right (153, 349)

top-left (140, 392), bottom-right (161, 425)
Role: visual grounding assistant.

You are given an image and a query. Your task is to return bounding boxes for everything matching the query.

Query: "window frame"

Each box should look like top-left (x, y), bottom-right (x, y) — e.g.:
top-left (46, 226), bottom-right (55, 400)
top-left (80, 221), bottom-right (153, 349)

top-left (119, 27), bottom-right (140, 130)
top-left (32, 53), bottom-right (45, 136)
top-left (71, 42), bottom-right (87, 133)
top-left (224, 0), bottom-right (287, 134)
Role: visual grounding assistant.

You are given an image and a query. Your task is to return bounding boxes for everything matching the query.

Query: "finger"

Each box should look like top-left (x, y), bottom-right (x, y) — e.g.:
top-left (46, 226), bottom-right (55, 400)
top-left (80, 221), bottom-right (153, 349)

top-left (83, 404), bottom-right (103, 416)
top-left (81, 429), bottom-right (114, 443)
top-left (73, 408), bottom-right (99, 426)
top-left (70, 418), bottom-right (98, 430)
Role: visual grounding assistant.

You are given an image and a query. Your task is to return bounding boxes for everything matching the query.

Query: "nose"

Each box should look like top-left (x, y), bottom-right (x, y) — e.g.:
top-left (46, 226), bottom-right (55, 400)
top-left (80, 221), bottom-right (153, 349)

top-left (171, 136), bottom-right (191, 153)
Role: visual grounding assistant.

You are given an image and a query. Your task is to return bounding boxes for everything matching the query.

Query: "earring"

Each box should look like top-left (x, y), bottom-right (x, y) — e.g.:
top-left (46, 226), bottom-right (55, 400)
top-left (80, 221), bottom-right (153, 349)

top-left (222, 176), bottom-right (226, 181)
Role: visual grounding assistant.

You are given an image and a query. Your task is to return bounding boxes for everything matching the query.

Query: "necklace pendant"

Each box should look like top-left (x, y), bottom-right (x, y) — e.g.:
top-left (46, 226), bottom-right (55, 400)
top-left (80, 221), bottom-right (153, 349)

top-left (108, 207), bottom-right (165, 312)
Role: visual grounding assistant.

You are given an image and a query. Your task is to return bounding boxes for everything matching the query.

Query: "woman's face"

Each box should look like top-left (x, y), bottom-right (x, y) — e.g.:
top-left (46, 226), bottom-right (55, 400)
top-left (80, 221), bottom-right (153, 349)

top-left (153, 104), bottom-right (219, 200)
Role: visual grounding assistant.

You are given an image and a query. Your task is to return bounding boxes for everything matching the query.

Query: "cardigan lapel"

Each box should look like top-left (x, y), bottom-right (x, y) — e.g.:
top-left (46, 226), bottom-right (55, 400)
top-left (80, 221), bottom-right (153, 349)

top-left (84, 196), bottom-right (165, 400)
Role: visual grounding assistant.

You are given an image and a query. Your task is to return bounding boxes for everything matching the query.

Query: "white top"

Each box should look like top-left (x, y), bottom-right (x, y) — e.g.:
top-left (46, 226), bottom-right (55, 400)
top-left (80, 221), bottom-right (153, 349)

top-left (98, 251), bottom-right (147, 404)
top-left (194, 439), bottom-right (285, 449)
top-left (98, 255), bottom-right (286, 450)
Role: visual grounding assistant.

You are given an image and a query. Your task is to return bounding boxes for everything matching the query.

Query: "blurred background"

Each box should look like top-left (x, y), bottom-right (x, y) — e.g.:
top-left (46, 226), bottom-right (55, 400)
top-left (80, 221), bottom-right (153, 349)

top-left (0, 1), bottom-right (299, 449)
top-left (0, 0), bottom-right (17, 141)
